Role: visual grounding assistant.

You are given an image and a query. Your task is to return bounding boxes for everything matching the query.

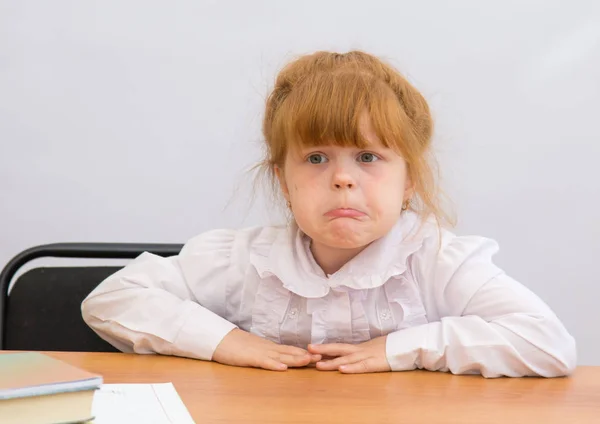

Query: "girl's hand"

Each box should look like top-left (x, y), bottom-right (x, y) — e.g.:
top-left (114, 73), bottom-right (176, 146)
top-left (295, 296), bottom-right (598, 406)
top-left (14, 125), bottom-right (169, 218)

top-left (308, 336), bottom-right (391, 374)
top-left (212, 329), bottom-right (321, 371)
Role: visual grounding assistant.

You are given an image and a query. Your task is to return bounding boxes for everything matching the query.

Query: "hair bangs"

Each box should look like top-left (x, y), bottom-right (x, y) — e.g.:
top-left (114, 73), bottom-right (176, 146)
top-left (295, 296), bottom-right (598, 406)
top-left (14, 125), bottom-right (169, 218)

top-left (272, 70), bottom-right (405, 153)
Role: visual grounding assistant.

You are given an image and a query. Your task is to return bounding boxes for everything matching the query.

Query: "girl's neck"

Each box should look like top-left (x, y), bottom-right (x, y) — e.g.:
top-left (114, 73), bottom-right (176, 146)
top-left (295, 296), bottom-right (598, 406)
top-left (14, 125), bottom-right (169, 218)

top-left (309, 240), bottom-right (367, 276)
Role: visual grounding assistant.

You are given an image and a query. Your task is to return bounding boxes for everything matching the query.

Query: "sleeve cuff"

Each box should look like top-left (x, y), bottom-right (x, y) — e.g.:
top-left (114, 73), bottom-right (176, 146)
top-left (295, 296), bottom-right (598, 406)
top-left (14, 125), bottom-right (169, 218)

top-left (171, 301), bottom-right (238, 361)
top-left (385, 324), bottom-right (437, 371)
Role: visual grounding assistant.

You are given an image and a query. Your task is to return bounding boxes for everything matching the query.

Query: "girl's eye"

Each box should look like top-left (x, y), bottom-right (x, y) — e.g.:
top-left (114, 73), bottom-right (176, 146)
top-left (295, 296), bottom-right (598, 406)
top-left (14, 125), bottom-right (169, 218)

top-left (307, 154), bottom-right (328, 164)
top-left (358, 152), bottom-right (379, 163)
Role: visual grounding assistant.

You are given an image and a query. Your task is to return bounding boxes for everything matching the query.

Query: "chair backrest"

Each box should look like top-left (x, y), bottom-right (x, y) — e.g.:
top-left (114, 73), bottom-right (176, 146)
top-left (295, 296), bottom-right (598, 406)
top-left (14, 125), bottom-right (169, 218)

top-left (0, 243), bottom-right (183, 351)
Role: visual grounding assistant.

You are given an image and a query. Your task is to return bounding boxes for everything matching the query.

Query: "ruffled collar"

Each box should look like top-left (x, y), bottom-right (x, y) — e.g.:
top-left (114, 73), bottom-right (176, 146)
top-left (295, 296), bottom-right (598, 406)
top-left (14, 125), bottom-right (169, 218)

top-left (250, 212), bottom-right (434, 299)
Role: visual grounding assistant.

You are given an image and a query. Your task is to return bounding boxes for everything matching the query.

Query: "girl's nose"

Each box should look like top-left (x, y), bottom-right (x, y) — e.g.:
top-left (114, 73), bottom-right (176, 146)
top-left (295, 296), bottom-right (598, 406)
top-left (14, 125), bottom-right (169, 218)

top-left (332, 166), bottom-right (356, 190)
top-left (334, 181), bottom-right (354, 189)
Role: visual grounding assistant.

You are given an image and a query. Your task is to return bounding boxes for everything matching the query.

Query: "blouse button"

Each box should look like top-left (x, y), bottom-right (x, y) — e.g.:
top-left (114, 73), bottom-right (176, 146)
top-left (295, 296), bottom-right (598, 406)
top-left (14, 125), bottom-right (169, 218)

top-left (288, 308), bottom-right (299, 319)
top-left (380, 309), bottom-right (392, 321)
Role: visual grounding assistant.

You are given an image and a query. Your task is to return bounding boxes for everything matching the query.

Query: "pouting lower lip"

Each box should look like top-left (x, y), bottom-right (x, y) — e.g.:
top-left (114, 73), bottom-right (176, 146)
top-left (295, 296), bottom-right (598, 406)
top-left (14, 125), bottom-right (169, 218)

top-left (324, 208), bottom-right (366, 218)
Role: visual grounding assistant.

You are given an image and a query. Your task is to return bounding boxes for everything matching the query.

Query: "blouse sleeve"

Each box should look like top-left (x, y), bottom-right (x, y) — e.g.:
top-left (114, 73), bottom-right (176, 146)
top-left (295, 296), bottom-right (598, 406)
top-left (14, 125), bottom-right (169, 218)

top-left (81, 229), bottom-right (239, 361)
top-left (385, 233), bottom-right (577, 378)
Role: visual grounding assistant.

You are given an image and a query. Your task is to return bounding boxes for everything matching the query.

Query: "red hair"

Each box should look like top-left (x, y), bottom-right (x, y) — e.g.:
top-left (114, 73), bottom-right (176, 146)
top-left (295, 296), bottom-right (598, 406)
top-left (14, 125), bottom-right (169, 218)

top-left (261, 51), bottom-right (453, 226)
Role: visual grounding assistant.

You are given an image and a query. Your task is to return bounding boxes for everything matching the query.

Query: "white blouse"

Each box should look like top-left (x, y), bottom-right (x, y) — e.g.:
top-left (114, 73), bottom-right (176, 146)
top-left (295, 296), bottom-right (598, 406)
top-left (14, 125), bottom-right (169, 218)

top-left (81, 212), bottom-right (576, 378)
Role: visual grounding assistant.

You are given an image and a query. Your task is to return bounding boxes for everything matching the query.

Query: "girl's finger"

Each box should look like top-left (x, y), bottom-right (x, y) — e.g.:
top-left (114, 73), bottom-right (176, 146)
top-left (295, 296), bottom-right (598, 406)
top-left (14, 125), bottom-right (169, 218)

top-left (278, 344), bottom-right (312, 357)
top-left (308, 343), bottom-right (358, 357)
top-left (338, 357), bottom-right (390, 374)
top-left (260, 357), bottom-right (288, 371)
top-left (319, 355), bottom-right (338, 361)
top-left (310, 354), bottom-right (322, 363)
top-left (316, 352), bottom-right (365, 371)
top-left (277, 353), bottom-right (313, 368)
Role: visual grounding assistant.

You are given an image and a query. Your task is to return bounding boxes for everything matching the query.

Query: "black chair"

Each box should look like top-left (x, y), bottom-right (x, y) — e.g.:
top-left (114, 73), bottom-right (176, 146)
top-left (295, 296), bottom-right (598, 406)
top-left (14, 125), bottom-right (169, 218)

top-left (0, 242), bottom-right (183, 351)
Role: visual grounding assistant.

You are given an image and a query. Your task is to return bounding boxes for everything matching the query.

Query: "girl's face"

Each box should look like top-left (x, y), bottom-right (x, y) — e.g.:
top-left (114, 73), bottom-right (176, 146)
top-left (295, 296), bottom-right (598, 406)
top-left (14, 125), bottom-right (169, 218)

top-left (276, 117), bottom-right (411, 251)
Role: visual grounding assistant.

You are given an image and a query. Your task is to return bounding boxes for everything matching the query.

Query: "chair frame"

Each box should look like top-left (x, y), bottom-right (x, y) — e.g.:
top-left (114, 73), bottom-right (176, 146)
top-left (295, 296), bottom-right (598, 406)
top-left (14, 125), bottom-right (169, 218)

top-left (0, 242), bottom-right (183, 349)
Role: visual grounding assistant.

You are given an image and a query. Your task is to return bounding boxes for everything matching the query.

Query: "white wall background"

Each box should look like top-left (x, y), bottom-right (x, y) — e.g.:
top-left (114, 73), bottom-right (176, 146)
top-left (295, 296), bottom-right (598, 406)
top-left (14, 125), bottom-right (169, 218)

top-left (1, 1), bottom-right (598, 364)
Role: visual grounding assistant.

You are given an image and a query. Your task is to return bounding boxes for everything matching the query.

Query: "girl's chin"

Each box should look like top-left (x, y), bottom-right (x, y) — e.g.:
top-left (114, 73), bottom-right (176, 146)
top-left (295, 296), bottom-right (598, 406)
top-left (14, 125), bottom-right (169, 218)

top-left (312, 223), bottom-right (376, 250)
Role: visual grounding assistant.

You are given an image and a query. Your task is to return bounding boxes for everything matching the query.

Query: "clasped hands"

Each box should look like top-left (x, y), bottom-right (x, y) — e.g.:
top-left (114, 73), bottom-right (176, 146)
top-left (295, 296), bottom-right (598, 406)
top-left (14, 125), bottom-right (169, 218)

top-left (212, 329), bottom-right (390, 374)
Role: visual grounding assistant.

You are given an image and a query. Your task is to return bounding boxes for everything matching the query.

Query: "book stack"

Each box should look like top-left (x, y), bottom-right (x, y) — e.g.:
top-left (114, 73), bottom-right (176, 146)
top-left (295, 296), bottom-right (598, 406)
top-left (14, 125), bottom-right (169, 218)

top-left (0, 352), bottom-right (103, 424)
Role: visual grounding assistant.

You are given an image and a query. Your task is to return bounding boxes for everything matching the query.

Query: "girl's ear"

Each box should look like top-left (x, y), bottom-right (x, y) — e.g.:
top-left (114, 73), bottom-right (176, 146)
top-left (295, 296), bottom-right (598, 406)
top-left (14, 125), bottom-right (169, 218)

top-left (274, 165), bottom-right (290, 201)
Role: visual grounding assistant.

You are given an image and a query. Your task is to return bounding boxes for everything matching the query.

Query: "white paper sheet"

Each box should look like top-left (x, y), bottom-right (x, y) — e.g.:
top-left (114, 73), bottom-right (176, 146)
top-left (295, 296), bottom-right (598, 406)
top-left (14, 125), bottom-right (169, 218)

top-left (91, 383), bottom-right (195, 424)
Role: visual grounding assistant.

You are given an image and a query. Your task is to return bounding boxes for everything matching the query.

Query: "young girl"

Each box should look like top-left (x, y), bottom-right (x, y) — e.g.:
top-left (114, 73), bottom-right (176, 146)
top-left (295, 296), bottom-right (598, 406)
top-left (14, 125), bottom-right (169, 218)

top-left (81, 51), bottom-right (576, 377)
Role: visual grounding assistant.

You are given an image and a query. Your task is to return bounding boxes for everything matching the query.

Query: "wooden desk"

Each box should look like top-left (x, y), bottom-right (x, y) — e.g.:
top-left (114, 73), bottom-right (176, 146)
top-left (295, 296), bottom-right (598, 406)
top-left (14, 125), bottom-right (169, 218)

top-left (46, 352), bottom-right (599, 424)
